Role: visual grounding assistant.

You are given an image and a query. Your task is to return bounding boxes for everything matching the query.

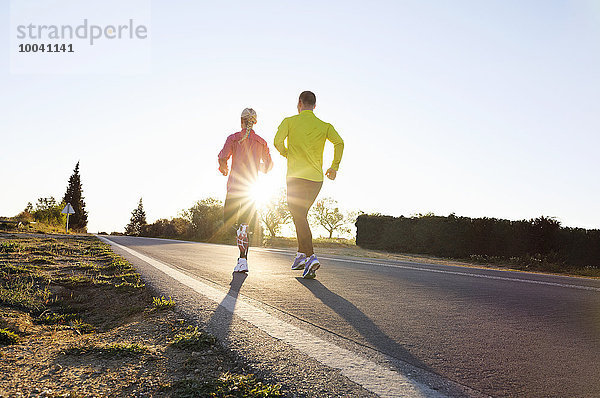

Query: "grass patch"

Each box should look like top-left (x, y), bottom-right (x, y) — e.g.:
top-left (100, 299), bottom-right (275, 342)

top-left (573, 266), bottom-right (600, 278)
top-left (30, 257), bottom-right (57, 265)
top-left (37, 311), bottom-right (79, 325)
top-left (55, 274), bottom-right (96, 285)
top-left (0, 262), bottom-right (40, 275)
top-left (0, 328), bottom-right (20, 345)
top-left (30, 250), bottom-right (56, 257)
top-left (54, 274), bottom-right (111, 287)
top-left (106, 258), bottom-right (135, 273)
top-left (65, 342), bottom-right (148, 358)
top-left (0, 279), bottom-right (51, 312)
top-left (114, 280), bottom-right (145, 290)
top-left (263, 236), bottom-right (355, 249)
top-left (35, 312), bottom-right (95, 333)
top-left (168, 373), bottom-right (282, 397)
top-left (73, 261), bottom-right (101, 271)
top-left (153, 295), bottom-right (175, 310)
top-left (70, 319), bottom-right (95, 334)
top-left (0, 242), bottom-right (22, 253)
top-left (171, 326), bottom-right (216, 351)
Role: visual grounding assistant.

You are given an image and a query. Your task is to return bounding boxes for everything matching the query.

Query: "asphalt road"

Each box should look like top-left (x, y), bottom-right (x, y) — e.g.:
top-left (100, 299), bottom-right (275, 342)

top-left (102, 236), bottom-right (600, 398)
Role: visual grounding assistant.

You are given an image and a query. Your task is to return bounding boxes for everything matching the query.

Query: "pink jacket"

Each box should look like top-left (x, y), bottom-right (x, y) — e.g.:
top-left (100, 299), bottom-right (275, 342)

top-left (218, 130), bottom-right (273, 192)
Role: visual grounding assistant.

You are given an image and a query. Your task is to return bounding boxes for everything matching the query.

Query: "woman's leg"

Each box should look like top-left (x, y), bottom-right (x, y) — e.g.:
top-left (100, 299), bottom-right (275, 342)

top-left (224, 191), bottom-right (247, 258)
top-left (236, 192), bottom-right (255, 259)
top-left (223, 192), bottom-right (239, 233)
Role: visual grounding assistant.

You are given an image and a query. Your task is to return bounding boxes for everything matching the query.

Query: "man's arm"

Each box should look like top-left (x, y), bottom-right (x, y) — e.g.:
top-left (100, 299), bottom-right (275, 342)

top-left (273, 119), bottom-right (289, 158)
top-left (326, 124), bottom-right (344, 179)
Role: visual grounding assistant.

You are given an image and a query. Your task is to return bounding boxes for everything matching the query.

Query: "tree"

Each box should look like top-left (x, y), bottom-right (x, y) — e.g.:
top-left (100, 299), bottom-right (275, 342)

top-left (181, 197), bottom-right (223, 241)
top-left (62, 161), bottom-right (88, 230)
top-left (32, 197), bottom-right (65, 225)
top-left (259, 189), bottom-right (291, 237)
top-left (310, 197), bottom-right (354, 239)
top-left (125, 198), bottom-right (147, 236)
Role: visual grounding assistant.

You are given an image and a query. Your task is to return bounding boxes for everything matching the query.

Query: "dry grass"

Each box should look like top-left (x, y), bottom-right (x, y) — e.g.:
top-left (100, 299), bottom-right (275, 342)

top-left (0, 232), bottom-right (282, 397)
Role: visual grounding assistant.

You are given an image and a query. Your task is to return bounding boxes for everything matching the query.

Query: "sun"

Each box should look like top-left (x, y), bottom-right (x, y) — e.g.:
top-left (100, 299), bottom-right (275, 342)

top-left (250, 175), bottom-right (281, 210)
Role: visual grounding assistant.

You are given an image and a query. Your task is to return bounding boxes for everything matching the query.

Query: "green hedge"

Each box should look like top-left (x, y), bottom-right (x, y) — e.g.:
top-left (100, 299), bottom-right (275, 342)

top-left (355, 214), bottom-right (600, 268)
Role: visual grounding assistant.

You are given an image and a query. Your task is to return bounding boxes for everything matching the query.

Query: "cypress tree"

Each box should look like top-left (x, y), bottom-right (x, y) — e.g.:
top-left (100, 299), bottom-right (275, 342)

top-left (62, 161), bottom-right (88, 231)
top-left (125, 198), bottom-right (147, 236)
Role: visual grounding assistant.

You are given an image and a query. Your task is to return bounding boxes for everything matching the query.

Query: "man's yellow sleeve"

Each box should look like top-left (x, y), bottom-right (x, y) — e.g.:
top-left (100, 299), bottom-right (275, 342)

top-left (327, 124), bottom-right (344, 171)
top-left (274, 118), bottom-right (289, 158)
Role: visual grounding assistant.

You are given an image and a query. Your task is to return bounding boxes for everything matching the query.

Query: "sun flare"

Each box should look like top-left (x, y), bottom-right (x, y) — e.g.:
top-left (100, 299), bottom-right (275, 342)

top-left (250, 175), bottom-right (281, 210)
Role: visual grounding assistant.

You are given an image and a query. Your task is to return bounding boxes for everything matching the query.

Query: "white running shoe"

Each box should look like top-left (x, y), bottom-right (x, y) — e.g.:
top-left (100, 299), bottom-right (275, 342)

top-left (291, 252), bottom-right (307, 270)
top-left (233, 258), bottom-right (248, 273)
top-left (302, 254), bottom-right (320, 279)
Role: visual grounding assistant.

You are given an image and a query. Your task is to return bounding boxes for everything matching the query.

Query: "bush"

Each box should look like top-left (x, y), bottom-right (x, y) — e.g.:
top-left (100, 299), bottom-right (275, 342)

top-left (142, 218), bottom-right (189, 239)
top-left (356, 214), bottom-right (600, 268)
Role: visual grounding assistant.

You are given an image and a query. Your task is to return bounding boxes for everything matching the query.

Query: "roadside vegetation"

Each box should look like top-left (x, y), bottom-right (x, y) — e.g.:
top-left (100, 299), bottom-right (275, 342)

top-left (114, 194), bottom-right (600, 278)
top-left (357, 213), bottom-right (600, 277)
top-left (153, 295), bottom-right (176, 310)
top-left (0, 232), bottom-right (282, 397)
top-left (120, 194), bottom-right (356, 245)
top-left (1, 161), bottom-right (89, 235)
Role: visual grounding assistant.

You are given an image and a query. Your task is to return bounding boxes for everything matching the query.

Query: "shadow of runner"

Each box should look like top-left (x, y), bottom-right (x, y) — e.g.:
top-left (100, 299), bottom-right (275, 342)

top-left (296, 277), bottom-right (433, 373)
top-left (206, 272), bottom-right (248, 338)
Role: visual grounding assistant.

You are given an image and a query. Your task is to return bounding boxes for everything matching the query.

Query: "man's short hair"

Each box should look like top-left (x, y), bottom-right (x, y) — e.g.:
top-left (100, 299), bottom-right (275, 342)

top-left (299, 91), bottom-right (316, 107)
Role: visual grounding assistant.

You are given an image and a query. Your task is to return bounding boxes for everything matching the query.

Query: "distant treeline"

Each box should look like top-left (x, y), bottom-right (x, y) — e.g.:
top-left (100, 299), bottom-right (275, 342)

top-left (355, 214), bottom-right (600, 269)
top-left (129, 198), bottom-right (226, 242)
top-left (119, 195), bottom-right (355, 242)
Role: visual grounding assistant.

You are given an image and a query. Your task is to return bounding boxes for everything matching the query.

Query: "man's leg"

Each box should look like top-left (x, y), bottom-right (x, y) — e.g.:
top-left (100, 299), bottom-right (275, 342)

top-left (301, 179), bottom-right (322, 256)
top-left (287, 178), bottom-right (322, 257)
top-left (287, 178), bottom-right (309, 270)
top-left (287, 178), bottom-right (308, 255)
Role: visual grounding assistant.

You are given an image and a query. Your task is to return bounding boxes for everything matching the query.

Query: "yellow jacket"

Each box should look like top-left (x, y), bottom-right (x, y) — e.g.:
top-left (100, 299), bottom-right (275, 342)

top-left (274, 110), bottom-right (344, 182)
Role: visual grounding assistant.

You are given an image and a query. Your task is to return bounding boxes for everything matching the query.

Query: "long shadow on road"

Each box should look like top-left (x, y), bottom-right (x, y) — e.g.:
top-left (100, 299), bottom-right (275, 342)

top-left (206, 272), bottom-right (247, 338)
top-left (296, 278), bottom-right (433, 374)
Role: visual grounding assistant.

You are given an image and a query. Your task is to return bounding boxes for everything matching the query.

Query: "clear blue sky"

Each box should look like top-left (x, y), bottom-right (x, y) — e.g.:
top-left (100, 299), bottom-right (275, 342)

top-left (1, 0), bottom-right (599, 234)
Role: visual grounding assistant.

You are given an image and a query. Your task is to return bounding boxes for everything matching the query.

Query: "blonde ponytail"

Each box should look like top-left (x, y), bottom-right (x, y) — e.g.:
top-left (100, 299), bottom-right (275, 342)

top-left (239, 108), bottom-right (257, 142)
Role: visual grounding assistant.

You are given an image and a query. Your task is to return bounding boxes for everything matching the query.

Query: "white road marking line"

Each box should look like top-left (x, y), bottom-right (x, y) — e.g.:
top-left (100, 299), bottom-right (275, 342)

top-left (313, 256), bottom-right (600, 292)
top-left (98, 237), bottom-right (446, 398)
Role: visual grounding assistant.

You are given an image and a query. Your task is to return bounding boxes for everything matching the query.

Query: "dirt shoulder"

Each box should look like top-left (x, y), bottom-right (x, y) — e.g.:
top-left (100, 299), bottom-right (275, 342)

top-left (0, 232), bottom-right (282, 397)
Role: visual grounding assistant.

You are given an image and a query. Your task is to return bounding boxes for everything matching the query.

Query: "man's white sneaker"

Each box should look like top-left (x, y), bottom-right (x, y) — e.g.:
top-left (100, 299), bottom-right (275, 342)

top-left (234, 258), bottom-right (248, 273)
top-left (291, 252), bottom-right (307, 270)
top-left (302, 254), bottom-right (320, 279)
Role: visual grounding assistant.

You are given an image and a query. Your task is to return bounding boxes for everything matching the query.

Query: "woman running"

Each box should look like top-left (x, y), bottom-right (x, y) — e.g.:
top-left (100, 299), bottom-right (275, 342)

top-left (218, 108), bottom-right (273, 273)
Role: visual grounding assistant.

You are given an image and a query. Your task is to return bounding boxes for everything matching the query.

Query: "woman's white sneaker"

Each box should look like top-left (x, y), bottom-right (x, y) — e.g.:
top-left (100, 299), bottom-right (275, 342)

top-left (234, 258), bottom-right (248, 273)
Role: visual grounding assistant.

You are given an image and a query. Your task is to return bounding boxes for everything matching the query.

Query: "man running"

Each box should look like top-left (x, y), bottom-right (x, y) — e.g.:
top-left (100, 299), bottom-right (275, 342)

top-left (274, 91), bottom-right (344, 279)
top-left (218, 108), bottom-right (273, 273)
